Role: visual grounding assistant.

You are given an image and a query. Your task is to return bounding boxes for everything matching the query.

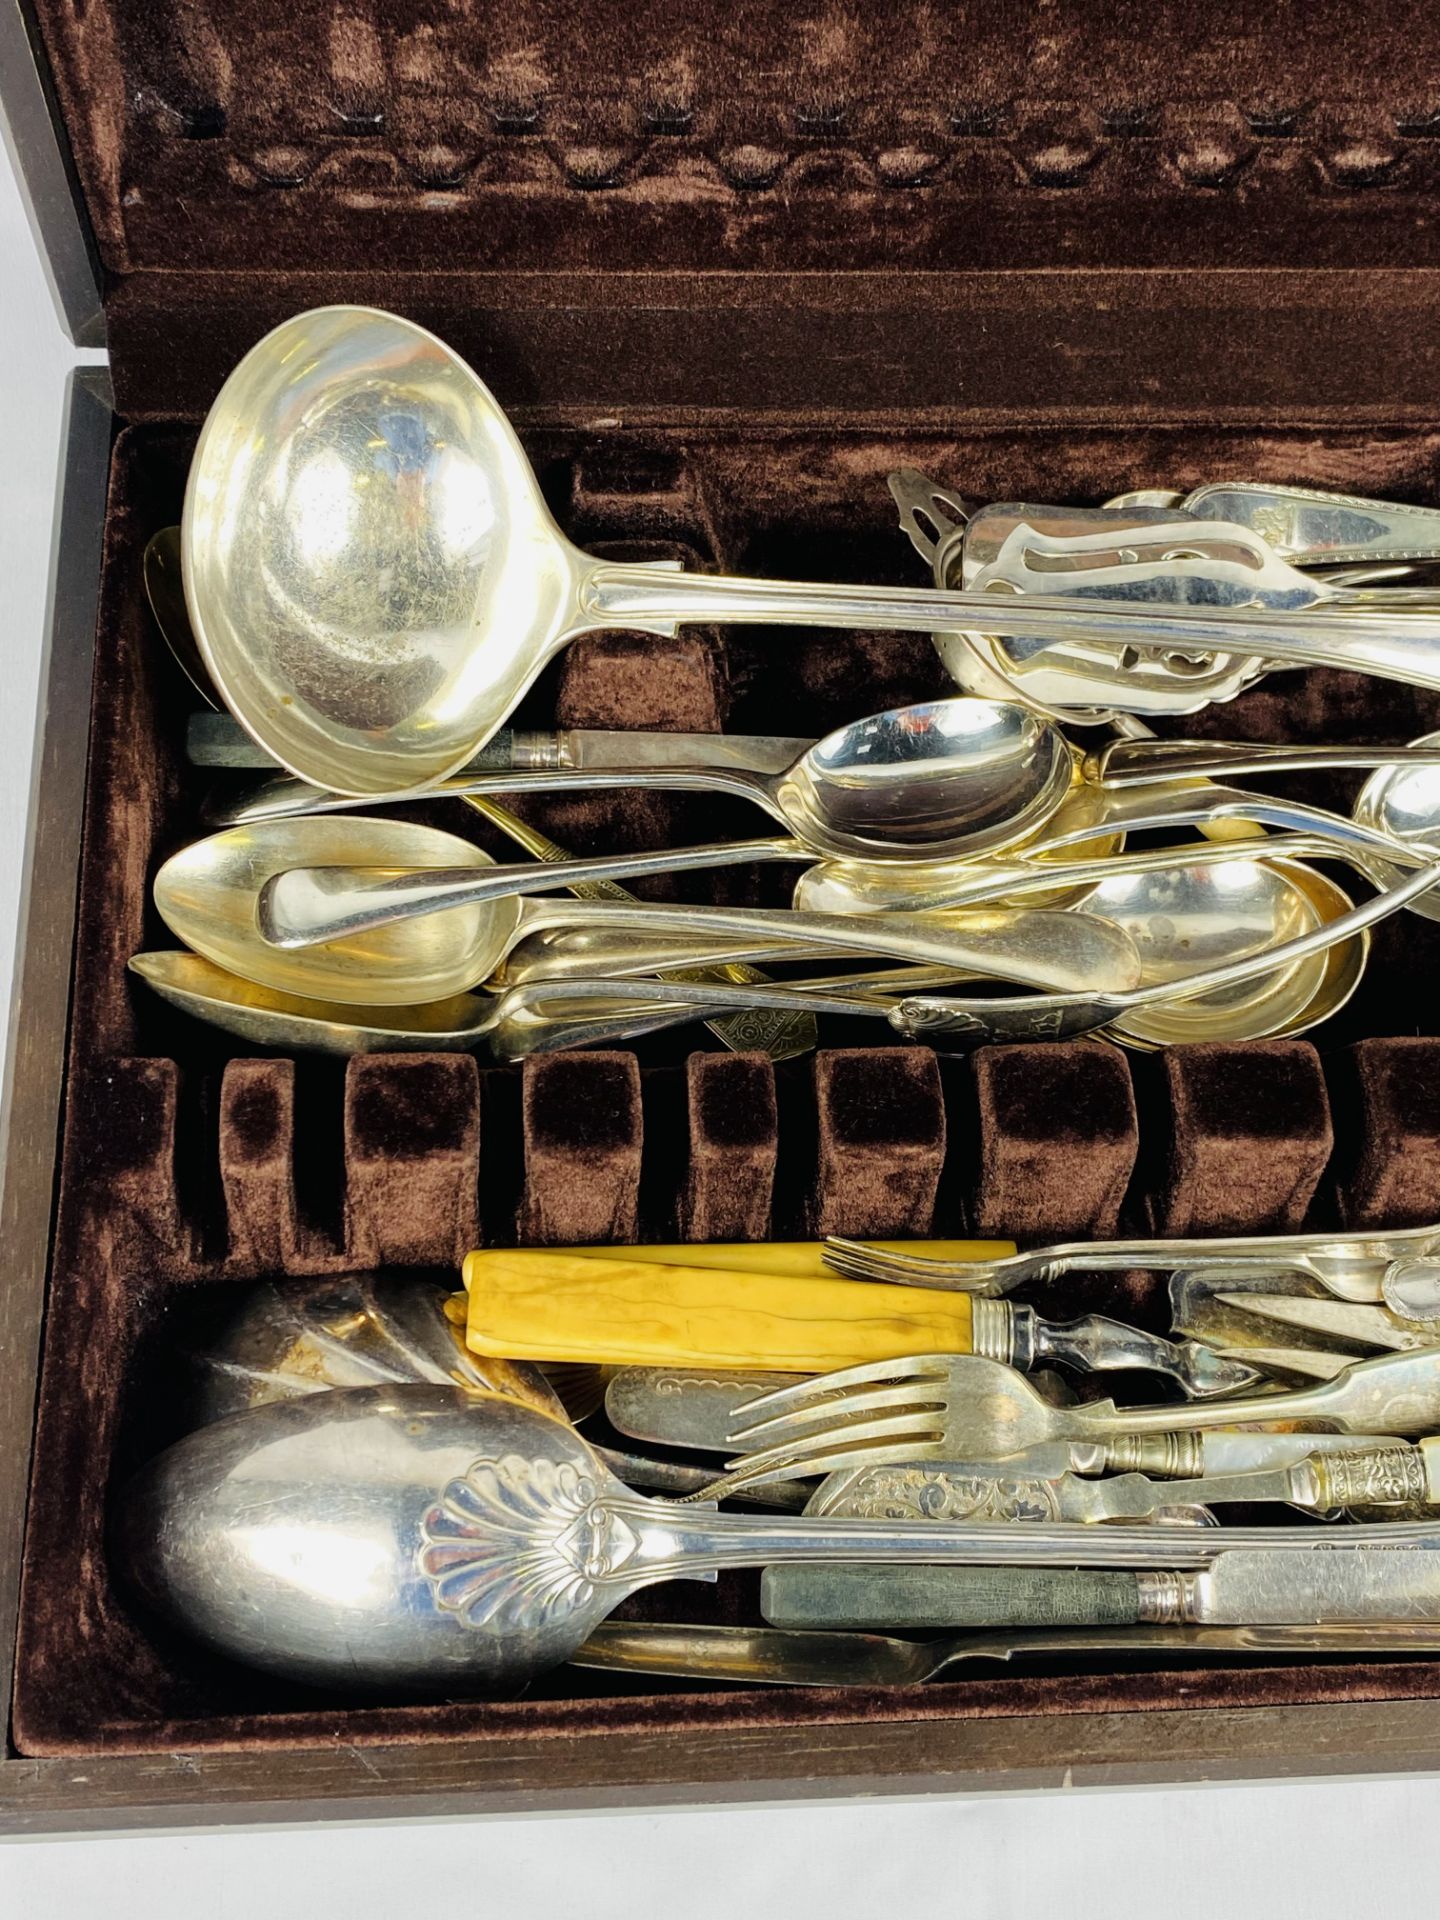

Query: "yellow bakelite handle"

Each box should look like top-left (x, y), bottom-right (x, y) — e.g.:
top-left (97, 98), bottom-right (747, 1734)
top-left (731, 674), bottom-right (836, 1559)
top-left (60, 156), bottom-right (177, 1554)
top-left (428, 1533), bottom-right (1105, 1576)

top-left (462, 1249), bottom-right (977, 1372)
top-left (458, 1238), bottom-right (1014, 1286)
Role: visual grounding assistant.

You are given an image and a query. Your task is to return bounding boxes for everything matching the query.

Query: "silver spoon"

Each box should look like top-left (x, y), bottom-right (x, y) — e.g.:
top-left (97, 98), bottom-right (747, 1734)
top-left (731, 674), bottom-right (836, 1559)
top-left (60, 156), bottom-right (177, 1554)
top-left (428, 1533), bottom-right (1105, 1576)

top-left (413, 849), bottom-right (1423, 1050)
top-left (284, 764), bottom-right (1436, 967)
top-left (886, 852), bottom-right (1440, 1044)
top-left (210, 695), bottom-right (1076, 864)
top-left (153, 815), bottom-right (1141, 1007)
top-left (801, 847), bottom-right (1349, 1049)
top-left (144, 527), bottom-right (220, 708)
top-left (1355, 728), bottom-right (1440, 925)
top-left (185, 306), bottom-right (1440, 795)
top-left (127, 950), bottom-right (990, 1059)
top-left (115, 1384), bottom-right (1439, 1694)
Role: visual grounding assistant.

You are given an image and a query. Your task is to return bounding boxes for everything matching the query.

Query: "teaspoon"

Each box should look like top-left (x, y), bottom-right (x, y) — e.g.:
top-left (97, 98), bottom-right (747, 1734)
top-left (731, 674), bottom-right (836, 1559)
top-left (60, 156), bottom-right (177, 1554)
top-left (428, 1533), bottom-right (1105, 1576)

top-left (886, 852), bottom-right (1440, 1044)
top-left (185, 306), bottom-right (1440, 795)
top-left (251, 702), bottom-right (1437, 948)
top-left (798, 847), bottom-right (1355, 1049)
top-left (211, 695), bottom-right (1075, 864)
top-left (1355, 728), bottom-right (1440, 925)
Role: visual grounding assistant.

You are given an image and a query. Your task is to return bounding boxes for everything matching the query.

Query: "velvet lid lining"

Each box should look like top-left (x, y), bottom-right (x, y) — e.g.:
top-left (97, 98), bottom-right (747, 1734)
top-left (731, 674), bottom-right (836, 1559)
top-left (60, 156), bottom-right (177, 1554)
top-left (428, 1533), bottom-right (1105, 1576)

top-left (27, 0), bottom-right (1440, 285)
top-left (15, 414), bottom-right (1440, 1758)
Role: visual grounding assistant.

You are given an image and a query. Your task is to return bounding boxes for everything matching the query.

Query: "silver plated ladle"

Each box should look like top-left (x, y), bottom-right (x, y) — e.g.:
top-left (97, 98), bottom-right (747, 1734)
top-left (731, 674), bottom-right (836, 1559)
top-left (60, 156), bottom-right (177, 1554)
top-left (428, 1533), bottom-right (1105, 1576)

top-left (185, 306), bottom-right (1440, 795)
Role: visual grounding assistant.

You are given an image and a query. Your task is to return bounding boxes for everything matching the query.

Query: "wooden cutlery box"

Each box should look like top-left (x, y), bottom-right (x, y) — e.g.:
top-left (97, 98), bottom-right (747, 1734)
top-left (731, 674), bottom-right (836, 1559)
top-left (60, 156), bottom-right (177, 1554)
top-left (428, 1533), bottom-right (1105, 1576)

top-left (11, 0), bottom-right (1440, 1831)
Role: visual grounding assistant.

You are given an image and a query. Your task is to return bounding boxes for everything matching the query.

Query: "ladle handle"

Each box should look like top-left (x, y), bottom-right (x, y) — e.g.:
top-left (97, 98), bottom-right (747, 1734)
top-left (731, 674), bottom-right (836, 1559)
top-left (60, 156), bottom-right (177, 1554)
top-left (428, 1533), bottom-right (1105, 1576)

top-left (260, 838), bottom-right (805, 946)
top-left (1095, 739), bottom-right (1440, 784)
top-left (582, 560), bottom-right (1440, 687)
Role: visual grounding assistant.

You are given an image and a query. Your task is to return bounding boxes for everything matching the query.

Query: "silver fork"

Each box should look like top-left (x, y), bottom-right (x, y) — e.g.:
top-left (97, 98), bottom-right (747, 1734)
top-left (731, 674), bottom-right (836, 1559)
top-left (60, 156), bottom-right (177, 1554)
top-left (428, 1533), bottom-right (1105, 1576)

top-left (822, 1226), bottom-right (1440, 1302)
top-left (714, 1349), bottom-right (1438, 1494)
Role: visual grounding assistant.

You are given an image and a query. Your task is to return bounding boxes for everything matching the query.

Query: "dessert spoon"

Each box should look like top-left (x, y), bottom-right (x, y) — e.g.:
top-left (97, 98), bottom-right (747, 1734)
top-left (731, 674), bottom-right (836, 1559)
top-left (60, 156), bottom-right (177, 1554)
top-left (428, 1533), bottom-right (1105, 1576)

top-left (213, 695), bottom-right (1075, 863)
top-left (154, 815), bottom-right (1141, 1006)
top-left (1355, 727), bottom-right (1440, 925)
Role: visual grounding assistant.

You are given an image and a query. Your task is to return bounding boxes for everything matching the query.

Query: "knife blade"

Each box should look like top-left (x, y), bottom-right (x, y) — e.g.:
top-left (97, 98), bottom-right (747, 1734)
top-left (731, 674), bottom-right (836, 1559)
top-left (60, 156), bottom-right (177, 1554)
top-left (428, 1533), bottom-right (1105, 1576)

top-left (761, 1546), bottom-right (1440, 1631)
top-left (1214, 1291), bottom-right (1438, 1353)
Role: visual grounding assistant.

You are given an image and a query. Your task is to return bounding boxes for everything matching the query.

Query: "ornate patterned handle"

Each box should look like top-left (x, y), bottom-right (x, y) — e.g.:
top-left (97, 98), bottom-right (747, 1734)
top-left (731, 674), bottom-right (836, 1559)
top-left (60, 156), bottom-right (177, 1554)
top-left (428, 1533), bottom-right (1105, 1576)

top-left (1309, 1442), bottom-right (1440, 1510)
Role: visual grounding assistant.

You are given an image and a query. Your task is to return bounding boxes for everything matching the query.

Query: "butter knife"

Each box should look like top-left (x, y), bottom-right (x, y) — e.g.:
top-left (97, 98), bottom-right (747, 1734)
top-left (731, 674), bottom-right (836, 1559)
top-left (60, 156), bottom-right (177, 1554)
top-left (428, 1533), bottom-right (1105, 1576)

top-left (187, 712), bottom-right (812, 775)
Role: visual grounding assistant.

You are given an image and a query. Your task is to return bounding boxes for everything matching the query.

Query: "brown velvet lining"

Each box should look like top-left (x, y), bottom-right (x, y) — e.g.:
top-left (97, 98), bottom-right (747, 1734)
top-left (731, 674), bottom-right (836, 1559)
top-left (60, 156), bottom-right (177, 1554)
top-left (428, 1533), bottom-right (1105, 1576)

top-left (17, 404), bottom-right (1440, 1750)
top-left (1147, 1043), bottom-right (1336, 1237)
top-left (29, 0), bottom-right (1440, 286)
top-left (1331, 1037), bottom-right (1440, 1227)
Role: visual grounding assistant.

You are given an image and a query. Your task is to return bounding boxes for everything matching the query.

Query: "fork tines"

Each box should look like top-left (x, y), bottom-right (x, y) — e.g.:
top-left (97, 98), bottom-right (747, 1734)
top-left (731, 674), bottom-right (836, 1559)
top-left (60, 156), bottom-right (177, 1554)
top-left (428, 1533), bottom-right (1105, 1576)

top-left (823, 1237), bottom-right (993, 1289)
top-left (720, 1354), bottom-right (955, 1488)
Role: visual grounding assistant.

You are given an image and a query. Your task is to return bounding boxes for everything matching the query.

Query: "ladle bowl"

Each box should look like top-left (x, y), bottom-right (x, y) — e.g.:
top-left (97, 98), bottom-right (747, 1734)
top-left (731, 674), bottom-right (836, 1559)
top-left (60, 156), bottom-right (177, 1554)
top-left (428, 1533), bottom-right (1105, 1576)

top-left (184, 306), bottom-right (580, 795)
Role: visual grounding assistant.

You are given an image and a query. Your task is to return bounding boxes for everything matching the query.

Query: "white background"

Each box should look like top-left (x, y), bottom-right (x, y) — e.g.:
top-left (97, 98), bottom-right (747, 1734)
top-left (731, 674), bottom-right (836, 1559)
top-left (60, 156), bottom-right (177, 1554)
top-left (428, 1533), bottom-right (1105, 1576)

top-left (5, 121), bottom-right (1440, 1918)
